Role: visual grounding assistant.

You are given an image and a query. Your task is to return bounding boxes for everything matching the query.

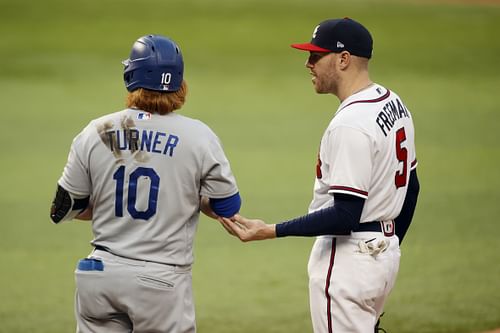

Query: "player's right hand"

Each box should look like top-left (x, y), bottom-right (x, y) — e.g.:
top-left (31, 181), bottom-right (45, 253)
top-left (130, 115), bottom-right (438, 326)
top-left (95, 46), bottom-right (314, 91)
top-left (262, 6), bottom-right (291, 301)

top-left (218, 215), bottom-right (276, 242)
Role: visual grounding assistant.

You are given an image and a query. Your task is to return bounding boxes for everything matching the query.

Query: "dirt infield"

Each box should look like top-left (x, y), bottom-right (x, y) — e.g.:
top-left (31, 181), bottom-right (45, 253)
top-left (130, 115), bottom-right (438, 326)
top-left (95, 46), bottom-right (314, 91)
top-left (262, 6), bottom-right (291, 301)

top-left (446, 0), bottom-right (500, 4)
top-left (447, 0), bottom-right (500, 4)
top-left (481, 329), bottom-right (500, 333)
top-left (416, 0), bottom-right (500, 5)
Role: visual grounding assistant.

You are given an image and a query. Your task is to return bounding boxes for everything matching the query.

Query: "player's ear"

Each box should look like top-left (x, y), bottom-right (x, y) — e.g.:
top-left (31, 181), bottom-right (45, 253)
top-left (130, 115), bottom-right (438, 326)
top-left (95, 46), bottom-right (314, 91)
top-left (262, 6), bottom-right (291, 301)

top-left (338, 51), bottom-right (351, 70)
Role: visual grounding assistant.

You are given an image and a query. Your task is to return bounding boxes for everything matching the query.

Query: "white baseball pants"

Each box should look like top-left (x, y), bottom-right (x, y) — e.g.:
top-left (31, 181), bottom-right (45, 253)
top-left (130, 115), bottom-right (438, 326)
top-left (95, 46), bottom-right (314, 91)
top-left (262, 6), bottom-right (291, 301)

top-left (308, 232), bottom-right (400, 333)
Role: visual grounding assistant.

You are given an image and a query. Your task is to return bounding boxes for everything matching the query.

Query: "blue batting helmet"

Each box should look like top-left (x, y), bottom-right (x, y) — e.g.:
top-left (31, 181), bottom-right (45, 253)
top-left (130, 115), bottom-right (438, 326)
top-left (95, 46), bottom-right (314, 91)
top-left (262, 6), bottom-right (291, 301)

top-left (123, 35), bottom-right (184, 92)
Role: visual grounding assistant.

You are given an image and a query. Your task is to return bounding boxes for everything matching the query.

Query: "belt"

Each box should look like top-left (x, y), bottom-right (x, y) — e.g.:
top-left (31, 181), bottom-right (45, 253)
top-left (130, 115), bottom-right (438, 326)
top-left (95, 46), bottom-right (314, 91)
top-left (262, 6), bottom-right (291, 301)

top-left (93, 245), bottom-right (190, 271)
top-left (353, 221), bottom-right (395, 237)
top-left (94, 245), bottom-right (111, 253)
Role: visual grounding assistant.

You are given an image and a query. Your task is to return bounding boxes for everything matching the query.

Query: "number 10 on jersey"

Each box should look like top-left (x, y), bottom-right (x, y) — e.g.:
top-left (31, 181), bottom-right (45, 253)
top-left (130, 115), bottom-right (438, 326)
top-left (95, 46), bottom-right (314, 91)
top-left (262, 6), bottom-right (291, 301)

top-left (113, 166), bottom-right (160, 220)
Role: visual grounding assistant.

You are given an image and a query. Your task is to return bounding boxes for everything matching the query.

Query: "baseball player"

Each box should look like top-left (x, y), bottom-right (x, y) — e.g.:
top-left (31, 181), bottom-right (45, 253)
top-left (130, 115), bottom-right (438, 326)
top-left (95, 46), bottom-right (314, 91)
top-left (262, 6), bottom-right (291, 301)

top-left (220, 18), bottom-right (420, 332)
top-left (50, 34), bottom-right (241, 333)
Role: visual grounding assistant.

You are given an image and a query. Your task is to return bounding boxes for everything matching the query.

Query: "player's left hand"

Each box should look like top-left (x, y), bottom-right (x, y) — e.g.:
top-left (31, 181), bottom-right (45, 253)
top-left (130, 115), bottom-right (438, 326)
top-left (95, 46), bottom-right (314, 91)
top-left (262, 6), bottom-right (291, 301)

top-left (218, 214), bottom-right (276, 242)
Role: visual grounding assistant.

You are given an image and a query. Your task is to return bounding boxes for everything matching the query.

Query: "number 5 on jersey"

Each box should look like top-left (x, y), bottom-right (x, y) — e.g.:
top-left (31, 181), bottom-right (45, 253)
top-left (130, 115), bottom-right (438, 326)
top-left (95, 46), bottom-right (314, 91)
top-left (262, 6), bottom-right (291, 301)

top-left (394, 127), bottom-right (408, 188)
top-left (113, 166), bottom-right (160, 220)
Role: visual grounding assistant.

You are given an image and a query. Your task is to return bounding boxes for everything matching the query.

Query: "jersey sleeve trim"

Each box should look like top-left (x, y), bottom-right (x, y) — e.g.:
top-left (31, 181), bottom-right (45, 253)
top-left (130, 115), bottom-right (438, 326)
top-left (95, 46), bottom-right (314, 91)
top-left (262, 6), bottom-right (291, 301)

top-left (328, 185), bottom-right (368, 199)
top-left (209, 192), bottom-right (241, 218)
top-left (411, 159), bottom-right (418, 170)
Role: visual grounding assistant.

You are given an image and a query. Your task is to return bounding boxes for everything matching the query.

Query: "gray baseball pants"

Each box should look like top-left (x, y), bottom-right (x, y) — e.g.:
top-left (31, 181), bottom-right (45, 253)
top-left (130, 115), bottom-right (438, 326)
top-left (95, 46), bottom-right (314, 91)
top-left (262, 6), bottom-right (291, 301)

top-left (74, 249), bottom-right (195, 333)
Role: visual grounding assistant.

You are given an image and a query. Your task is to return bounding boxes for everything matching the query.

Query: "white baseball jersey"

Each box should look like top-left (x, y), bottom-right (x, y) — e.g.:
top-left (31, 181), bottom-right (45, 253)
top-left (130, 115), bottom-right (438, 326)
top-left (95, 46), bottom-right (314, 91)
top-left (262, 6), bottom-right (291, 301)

top-left (309, 83), bottom-right (417, 223)
top-left (58, 108), bottom-right (238, 265)
top-left (307, 83), bottom-right (414, 332)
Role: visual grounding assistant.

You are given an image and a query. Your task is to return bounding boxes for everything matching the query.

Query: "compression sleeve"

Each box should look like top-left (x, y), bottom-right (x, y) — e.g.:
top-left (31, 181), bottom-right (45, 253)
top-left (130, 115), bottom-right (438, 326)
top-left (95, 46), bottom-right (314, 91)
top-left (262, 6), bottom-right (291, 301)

top-left (275, 194), bottom-right (364, 237)
top-left (395, 169), bottom-right (420, 244)
top-left (209, 192), bottom-right (242, 218)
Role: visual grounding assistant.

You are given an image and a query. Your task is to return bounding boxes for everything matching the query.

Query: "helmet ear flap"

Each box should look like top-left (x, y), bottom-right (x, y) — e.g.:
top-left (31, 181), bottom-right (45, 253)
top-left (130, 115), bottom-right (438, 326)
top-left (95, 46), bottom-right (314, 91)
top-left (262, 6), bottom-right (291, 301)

top-left (124, 72), bottom-right (133, 85)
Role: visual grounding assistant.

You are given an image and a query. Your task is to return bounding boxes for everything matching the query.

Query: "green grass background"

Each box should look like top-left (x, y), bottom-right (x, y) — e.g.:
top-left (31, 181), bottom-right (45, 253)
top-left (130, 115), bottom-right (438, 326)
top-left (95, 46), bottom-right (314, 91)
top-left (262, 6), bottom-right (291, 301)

top-left (1, 0), bottom-right (499, 332)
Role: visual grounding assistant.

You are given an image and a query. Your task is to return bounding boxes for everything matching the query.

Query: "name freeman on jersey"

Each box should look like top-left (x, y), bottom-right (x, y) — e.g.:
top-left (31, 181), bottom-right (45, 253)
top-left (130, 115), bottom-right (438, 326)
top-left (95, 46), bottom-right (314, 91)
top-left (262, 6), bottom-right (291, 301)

top-left (376, 98), bottom-right (410, 137)
top-left (105, 129), bottom-right (179, 157)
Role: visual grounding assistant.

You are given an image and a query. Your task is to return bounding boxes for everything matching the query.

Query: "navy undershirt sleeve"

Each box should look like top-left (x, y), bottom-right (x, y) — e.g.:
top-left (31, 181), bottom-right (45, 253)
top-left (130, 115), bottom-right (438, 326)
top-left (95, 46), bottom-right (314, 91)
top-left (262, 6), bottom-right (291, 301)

top-left (275, 194), bottom-right (365, 237)
top-left (395, 169), bottom-right (420, 244)
top-left (209, 192), bottom-right (242, 218)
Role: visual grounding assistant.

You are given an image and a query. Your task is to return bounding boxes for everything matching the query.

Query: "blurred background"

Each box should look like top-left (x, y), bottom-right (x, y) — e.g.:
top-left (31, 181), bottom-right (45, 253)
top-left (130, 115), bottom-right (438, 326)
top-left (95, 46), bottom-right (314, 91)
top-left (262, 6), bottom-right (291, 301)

top-left (1, 0), bottom-right (499, 332)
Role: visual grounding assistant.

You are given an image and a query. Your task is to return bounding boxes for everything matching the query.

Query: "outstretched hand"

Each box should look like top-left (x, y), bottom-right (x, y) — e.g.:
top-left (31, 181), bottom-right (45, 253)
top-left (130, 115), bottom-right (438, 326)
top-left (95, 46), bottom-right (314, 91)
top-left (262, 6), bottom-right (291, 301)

top-left (218, 214), bottom-right (276, 242)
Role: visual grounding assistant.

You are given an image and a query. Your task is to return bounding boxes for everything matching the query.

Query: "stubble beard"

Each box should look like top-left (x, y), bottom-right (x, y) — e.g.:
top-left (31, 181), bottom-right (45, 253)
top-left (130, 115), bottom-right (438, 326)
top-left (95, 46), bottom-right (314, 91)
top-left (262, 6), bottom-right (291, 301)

top-left (314, 71), bottom-right (338, 95)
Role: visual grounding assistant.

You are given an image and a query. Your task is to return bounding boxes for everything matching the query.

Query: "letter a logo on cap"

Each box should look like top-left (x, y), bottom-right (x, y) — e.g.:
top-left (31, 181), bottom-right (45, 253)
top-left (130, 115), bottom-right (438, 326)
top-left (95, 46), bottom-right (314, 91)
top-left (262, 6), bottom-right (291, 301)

top-left (312, 25), bottom-right (320, 38)
top-left (337, 41), bottom-right (345, 48)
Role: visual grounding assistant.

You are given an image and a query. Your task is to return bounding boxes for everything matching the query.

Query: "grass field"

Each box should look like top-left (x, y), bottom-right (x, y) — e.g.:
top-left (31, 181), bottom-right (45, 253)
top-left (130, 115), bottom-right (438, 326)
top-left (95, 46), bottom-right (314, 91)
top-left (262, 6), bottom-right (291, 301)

top-left (1, 0), bottom-right (499, 332)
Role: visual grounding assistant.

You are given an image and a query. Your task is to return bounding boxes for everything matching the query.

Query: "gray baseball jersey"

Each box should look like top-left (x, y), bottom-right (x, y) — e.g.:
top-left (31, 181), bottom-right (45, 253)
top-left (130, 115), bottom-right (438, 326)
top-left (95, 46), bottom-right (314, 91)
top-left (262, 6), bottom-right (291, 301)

top-left (58, 108), bottom-right (238, 266)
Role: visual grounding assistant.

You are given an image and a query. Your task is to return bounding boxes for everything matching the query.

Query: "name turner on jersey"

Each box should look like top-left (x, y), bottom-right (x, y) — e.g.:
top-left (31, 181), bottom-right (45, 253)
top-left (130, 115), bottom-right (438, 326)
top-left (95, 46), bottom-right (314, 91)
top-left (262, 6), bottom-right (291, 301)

top-left (105, 129), bottom-right (180, 157)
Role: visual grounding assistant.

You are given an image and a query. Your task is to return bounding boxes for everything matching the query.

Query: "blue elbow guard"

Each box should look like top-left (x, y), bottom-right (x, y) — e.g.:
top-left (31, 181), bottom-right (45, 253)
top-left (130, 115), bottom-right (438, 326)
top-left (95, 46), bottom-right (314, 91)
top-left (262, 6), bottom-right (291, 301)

top-left (209, 192), bottom-right (241, 218)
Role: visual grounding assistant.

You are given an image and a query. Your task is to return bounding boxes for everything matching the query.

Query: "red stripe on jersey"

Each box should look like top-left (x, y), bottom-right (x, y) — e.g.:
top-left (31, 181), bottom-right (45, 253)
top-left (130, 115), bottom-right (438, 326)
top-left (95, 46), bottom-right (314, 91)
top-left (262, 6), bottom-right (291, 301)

top-left (325, 238), bottom-right (337, 333)
top-left (411, 159), bottom-right (417, 168)
top-left (330, 185), bottom-right (368, 197)
top-left (339, 89), bottom-right (391, 112)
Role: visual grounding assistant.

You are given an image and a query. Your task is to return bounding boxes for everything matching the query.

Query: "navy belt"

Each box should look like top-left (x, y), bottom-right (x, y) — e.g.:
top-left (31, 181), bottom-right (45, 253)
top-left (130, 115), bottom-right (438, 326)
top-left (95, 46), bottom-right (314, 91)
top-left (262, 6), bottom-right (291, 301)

top-left (354, 221), bottom-right (395, 236)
